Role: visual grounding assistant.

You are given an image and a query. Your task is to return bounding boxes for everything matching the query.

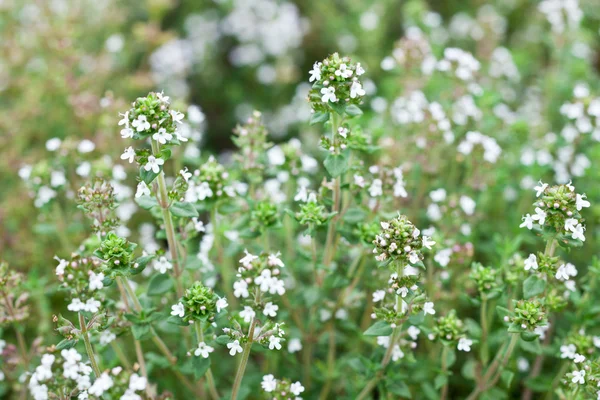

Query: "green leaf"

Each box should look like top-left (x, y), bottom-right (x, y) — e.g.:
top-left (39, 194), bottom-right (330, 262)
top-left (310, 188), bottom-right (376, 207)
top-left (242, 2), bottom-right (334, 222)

top-left (434, 374), bottom-right (448, 390)
top-left (523, 275), bottom-right (546, 299)
top-left (323, 153), bottom-right (348, 178)
top-left (386, 380), bottom-right (411, 398)
top-left (132, 324), bottom-right (152, 340)
top-left (192, 357), bottom-right (211, 379)
top-left (140, 167), bottom-right (159, 185)
top-left (166, 315), bottom-right (188, 326)
top-left (329, 101), bottom-right (346, 116)
top-left (147, 274), bottom-right (173, 296)
top-left (343, 208), bottom-right (366, 224)
top-left (170, 201), bottom-right (199, 218)
top-left (501, 370), bottom-right (514, 388)
top-left (363, 321), bottom-right (392, 337)
top-left (135, 195), bottom-right (159, 210)
top-left (131, 255), bottom-right (154, 275)
top-left (56, 339), bottom-right (78, 350)
top-left (345, 104), bottom-right (363, 117)
top-left (520, 331), bottom-right (539, 342)
top-left (310, 111), bottom-right (330, 125)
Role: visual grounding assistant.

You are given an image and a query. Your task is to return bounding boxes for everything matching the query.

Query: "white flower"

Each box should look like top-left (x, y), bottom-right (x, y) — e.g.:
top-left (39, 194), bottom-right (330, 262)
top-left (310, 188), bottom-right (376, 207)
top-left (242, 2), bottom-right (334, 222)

top-left (118, 112), bottom-right (129, 128)
top-left (88, 373), bottom-right (114, 396)
top-left (170, 303), bottom-right (184, 317)
top-left (194, 342), bottom-right (214, 359)
top-left (350, 81), bottom-right (366, 98)
top-left (290, 382), bottom-right (305, 396)
top-left (288, 338), bottom-right (302, 353)
top-left (369, 179), bottom-right (383, 197)
top-left (356, 63), bottom-right (365, 76)
top-left (233, 280), bottom-right (249, 298)
top-left (457, 338), bottom-right (472, 352)
top-left (574, 354), bottom-right (586, 363)
top-left (560, 343), bottom-right (576, 359)
top-left (120, 147), bottom-right (135, 163)
top-left (135, 182), bottom-right (151, 198)
top-left (170, 110), bottom-right (185, 124)
top-left (267, 253), bottom-right (285, 268)
top-left (216, 297), bottom-right (228, 313)
top-left (268, 336), bottom-right (282, 350)
top-left (55, 256), bottom-right (68, 276)
top-left (397, 286), bottom-right (409, 298)
top-left (121, 127), bottom-right (134, 139)
top-left (459, 195), bottom-right (476, 215)
top-left (408, 251), bottom-right (420, 264)
top-left (391, 345), bottom-right (404, 361)
top-left (571, 224), bottom-right (586, 241)
top-left (192, 218), bottom-right (205, 232)
top-left (227, 340), bottom-right (243, 356)
top-left (131, 115), bottom-right (150, 132)
top-left (531, 207), bottom-right (547, 225)
top-left (338, 127), bottom-right (349, 138)
top-left (99, 331), bottom-right (116, 346)
top-left (240, 306), bottom-right (256, 323)
top-left (84, 298), bottom-right (101, 313)
top-left (309, 62), bottom-right (322, 82)
top-left (321, 87), bottom-right (338, 103)
top-left (68, 298), bottom-right (85, 312)
top-left (423, 302), bottom-right (435, 315)
top-left (422, 236), bottom-right (436, 250)
top-left (576, 193), bottom-right (590, 211)
top-left (152, 128), bottom-right (173, 144)
top-left (89, 272), bottom-right (105, 291)
top-left (268, 278), bottom-right (286, 295)
top-left (407, 326), bottom-right (421, 340)
top-left (335, 63), bottom-right (353, 79)
top-left (156, 92), bottom-right (170, 104)
top-left (263, 302), bottom-right (279, 317)
top-left (564, 218), bottom-right (578, 232)
top-left (129, 373), bottom-right (147, 391)
top-left (261, 374), bottom-right (277, 392)
top-left (144, 156), bottom-right (164, 174)
top-left (572, 369), bottom-right (585, 384)
top-left (434, 248), bottom-right (452, 267)
top-left (520, 214), bottom-right (534, 229)
top-left (154, 257), bottom-right (172, 274)
top-left (239, 249), bottom-right (258, 267)
top-left (196, 182), bottom-right (213, 200)
top-left (372, 290), bottom-right (386, 302)
top-left (534, 181), bottom-right (548, 197)
top-left (524, 254), bottom-right (538, 271)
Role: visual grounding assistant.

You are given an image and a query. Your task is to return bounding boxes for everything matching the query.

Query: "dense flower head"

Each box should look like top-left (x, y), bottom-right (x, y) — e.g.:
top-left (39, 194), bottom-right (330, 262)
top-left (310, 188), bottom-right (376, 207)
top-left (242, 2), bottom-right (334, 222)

top-left (520, 181), bottom-right (590, 244)
top-left (54, 254), bottom-right (105, 303)
top-left (77, 179), bottom-right (119, 236)
top-left (119, 91), bottom-right (184, 143)
top-left (511, 299), bottom-right (547, 332)
top-left (469, 262), bottom-right (501, 297)
top-left (372, 214), bottom-right (428, 266)
top-left (179, 282), bottom-right (220, 322)
top-left (232, 110), bottom-right (271, 175)
top-left (430, 310), bottom-right (467, 344)
top-left (94, 232), bottom-right (136, 273)
top-left (250, 200), bottom-right (279, 233)
top-left (184, 156), bottom-right (236, 203)
top-left (307, 52), bottom-right (366, 114)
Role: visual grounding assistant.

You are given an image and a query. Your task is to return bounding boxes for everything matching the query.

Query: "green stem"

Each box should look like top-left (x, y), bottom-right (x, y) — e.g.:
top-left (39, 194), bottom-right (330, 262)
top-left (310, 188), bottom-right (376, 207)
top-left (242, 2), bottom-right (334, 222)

top-left (151, 139), bottom-right (184, 299)
top-left (78, 313), bottom-right (102, 378)
top-left (480, 297), bottom-right (489, 366)
top-left (194, 321), bottom-right (220, 400)
top-left (231, 319), bottom-right (257, 400)
top-left (441, 346), bottom-right (449, 400)
top-left (110, 341), bottom-right (132, 370)
top-left (211, 207), bottom-right (235, 304)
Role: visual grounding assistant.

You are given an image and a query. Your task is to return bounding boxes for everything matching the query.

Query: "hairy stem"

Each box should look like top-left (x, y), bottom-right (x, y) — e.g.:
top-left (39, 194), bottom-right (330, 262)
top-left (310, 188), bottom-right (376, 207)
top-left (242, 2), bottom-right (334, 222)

top-left (231, 318), bottom-right (257, 400)
top-left (194, 321), bottom-right (220, 400)
top-left (78, 313), bottom-right (102, 378)
top-left (441, 346), bottom-right (450, 400)
top-left (151, 139), bottom-right (184, 298)
top-left (480, 297), bottom-right (489, 366)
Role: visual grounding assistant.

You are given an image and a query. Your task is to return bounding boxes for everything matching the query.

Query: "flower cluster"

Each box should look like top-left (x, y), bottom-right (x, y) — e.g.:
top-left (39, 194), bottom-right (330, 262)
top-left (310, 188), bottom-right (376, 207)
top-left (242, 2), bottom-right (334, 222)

top-left (183, 156), bottom-right (238, 203)
top-left (260, 375), bottom-right (305, 399)
top-left (307, 52), bottom-right (366, 114)
top-left (429, 310), bottom-right (471, 352)
top-left (54, 254), bottom-right (105, 314)
top-left (372, 215), bottom-right (435, 265)
top-left (520, 181), bottom-right (590, 243)
top-left (170, 282), bottom-right (228, 324)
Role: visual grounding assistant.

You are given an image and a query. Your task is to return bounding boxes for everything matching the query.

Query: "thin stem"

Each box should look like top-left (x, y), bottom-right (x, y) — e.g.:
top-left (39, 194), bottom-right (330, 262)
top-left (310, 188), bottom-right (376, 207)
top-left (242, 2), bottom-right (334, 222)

top-left (231, 318), bottom-right (257, 400)
top-left (211, 207), bottom-right (235, 304)
top-left (194, 321), bottom-right (220, 400)
top-left (110, 341), bottom-right (132, 370)
top-left (319, 322), bottom-right (337, 400)
top-left (151, 139), bottom-right (184, 299)
top-left (441, 346), bottom-right (449, 400)
top-left (480, 297), bottom-right (489, 366)
top-left (78, 313), bottom-right (102, 378)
